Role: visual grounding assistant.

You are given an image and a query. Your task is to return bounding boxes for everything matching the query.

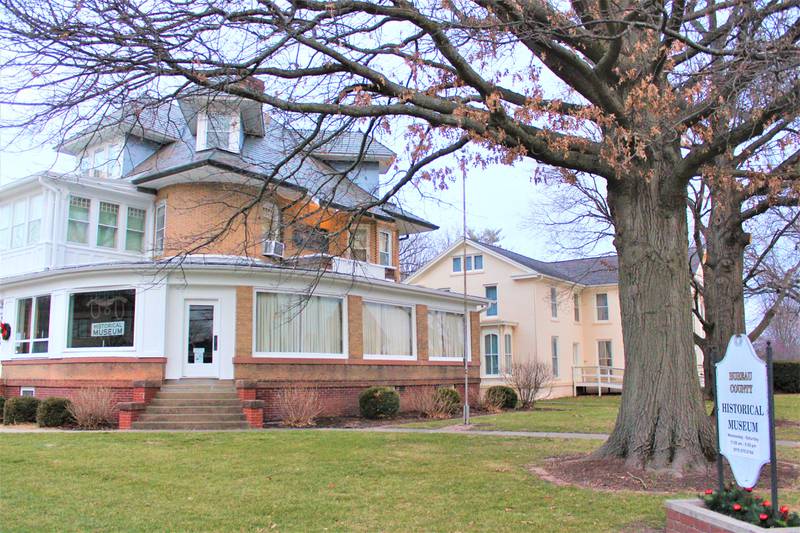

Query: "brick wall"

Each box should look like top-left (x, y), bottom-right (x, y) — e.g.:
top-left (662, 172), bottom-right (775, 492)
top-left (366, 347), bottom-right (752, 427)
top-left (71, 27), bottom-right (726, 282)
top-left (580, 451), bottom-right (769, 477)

top-left (416, 304), bottom-right (429, 361)
top-left (236, 286), bottom-right (254, 357)
top-left (348, 295), bottom-right (364, 359)
top-left (3, 384), bottom-right (135, 424)
top-left (665, 508), bottom-right (731, 533)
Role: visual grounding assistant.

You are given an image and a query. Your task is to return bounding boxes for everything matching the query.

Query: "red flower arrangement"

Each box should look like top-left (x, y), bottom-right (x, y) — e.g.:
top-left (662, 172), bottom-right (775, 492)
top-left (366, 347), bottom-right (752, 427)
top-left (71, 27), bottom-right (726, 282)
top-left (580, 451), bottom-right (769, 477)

top-left (733, 503), bottom-right (742, 512)
top-left (702, 486), bottom-right (800, 528)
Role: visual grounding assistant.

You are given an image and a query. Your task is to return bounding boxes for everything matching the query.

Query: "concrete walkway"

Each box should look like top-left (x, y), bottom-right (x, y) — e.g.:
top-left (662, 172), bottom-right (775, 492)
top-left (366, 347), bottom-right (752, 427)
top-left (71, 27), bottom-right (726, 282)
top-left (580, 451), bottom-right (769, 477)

top-left (1, 423), bottom-right (798, 448)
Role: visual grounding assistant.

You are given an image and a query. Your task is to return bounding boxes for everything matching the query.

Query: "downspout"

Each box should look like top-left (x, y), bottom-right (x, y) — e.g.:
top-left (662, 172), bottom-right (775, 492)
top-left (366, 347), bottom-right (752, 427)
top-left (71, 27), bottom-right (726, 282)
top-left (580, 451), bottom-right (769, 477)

top-left (37, 176), bottom-right (62, 270)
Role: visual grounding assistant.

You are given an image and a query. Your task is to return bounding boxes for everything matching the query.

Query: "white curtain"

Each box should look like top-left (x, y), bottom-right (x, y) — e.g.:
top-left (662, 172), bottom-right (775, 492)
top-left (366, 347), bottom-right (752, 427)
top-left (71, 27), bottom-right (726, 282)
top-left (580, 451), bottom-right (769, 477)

top-left (255, 293), bottom-right (342, 354)
top-left (363, 302), bottom-right (412, 356)
top-left (428, 311), bottom-right (464, 357)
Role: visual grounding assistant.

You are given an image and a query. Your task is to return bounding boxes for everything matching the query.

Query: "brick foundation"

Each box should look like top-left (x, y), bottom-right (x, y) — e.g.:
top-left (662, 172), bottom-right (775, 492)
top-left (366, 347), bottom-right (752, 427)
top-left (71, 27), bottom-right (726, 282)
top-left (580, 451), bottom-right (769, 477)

top-left (242, 400), bottom-right (265, 428)
top-left (118, 402), bottom-right (146, 430)
top-left (132, 380), bottom-right (161, 404)
top-left (665, 499), bottom-right (799, 533)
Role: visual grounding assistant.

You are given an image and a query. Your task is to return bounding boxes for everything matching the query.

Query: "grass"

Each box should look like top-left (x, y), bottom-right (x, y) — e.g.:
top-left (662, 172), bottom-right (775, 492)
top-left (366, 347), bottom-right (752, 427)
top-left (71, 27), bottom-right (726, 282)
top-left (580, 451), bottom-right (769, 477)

top-left (400, 394), bottom-right (800, 441)
top-left (1, 431), bottom-right (797, 531)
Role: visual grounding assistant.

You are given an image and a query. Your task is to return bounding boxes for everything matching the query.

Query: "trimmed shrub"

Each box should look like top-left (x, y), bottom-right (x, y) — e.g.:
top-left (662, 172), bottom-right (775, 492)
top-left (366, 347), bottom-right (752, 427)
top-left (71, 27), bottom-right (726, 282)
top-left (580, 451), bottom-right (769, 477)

top-left (433, 387), bottom-right (461, 416)
top-left (275, 388), bottom-right (323, 427)
top-left (485, 385), bottom-right (518, 409)
top-left (0, 397), bottom-right (4, 422)
top-left (68, 388), bottom-right (117, 429)
top-left (774, 361), bottom-right (800, 393)
top-left (3, 396), bottom-right (40, 424)
top-left (36, 397), bottom-right (74, 427)
top-left (359, 386), bottom-right (400, 419)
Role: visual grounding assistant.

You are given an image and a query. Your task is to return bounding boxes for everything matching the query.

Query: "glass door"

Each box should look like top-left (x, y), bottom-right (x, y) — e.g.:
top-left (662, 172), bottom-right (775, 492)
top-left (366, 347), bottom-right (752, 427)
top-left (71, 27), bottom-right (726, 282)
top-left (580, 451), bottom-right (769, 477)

top-left (183, 300), bottom-right (219, 378)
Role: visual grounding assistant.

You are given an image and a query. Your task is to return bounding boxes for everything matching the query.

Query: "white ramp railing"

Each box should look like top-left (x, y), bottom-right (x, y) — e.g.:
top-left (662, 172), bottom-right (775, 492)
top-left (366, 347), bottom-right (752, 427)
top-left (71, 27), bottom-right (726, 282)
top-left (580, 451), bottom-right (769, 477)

top-left (572, 366), bottom-right (625, 396)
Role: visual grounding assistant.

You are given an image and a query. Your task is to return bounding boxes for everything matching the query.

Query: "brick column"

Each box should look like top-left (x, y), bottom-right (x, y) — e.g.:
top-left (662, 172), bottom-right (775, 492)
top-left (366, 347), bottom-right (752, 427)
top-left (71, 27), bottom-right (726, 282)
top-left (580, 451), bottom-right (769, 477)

top-left (118, 402), bottom-right (146, 430)
top-left (132, 380), bottom-right (161, 404)
top-left (348, 295), bottom-right (363, 360)
top-left (416, 304), bottom-right (429, 361)
top-left (242, 400), bottom-right (265, 428)
top-left (235, 380), bottom-right (258, 400)
top-left (236, 286), bottom-right (254, 357)
top-left (470, 311), bottom-right (481, 365)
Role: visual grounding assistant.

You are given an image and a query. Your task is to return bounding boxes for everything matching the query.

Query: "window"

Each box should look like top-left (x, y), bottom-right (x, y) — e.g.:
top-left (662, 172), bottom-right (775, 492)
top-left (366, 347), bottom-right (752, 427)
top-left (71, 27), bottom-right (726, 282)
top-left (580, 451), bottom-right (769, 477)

top-left (484, 334), bottom-right (499, 376)
top-left (96, 202), bottom-right (119, 248)
top-left (198, 111), bottom-right (242, 153)
top-left (428, 310), bottom-right (464, 358)
top-left (292, 226), bottom-right (329, 254)
top-left (363, 302), bottom-right (413, 357)
top-left (125, 207), bottom-right (146, 252)
top-left (352, 227), bottom-right (369, 262)
top-left (378, 230), bottom-right (392, 266)
top-left (20, 387), bottom-right (35, 397)
top-left (68, 289), bottom-right (136, 348)
top-left (550, 286), bottom-right (558, 319)
top-left (551, 336), bottom-right (559, 377)
top-left (254, 292), bottom-right (342, 354)
top-left (67, 195), bottom-right (91, 244)
top-left (504, 333), bottom-right (512, 373)
top-left (15, 295), bottom-right (51, 354)
top-left (27, 196), bottom-right (42, 245)
top-left (154, 202), bottom-right (166, 255)
top-left (573, 293), bottom-right (580, 322)
top-left (598, 340), bottom-right (613, 367)
top-left (485, 285), bottom-right (498, 316)
top-left (0, 204), bottom-right (9, 250)
top-left (453, 254), bottom-right (483, 272)
top-left (83, 141), bottom-right (123, 179)
top-left (596, 293), bottom-right (610, 321)
top-left (11, 199), bottom-right (26, 248)
top-left (572, 342), bottom-right (580, 366)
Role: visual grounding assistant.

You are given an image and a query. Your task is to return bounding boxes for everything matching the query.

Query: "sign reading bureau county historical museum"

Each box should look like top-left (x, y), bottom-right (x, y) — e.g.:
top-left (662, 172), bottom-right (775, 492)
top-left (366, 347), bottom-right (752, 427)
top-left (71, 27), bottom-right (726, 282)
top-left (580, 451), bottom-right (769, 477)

top-left (716, 335), bottom-right (771, 488)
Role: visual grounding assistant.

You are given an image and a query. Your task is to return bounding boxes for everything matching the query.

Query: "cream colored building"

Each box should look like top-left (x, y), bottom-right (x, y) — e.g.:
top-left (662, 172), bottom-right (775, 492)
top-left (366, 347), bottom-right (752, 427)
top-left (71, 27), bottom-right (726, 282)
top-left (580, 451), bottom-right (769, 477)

top-left (407, 239), bottom-right (626, 398)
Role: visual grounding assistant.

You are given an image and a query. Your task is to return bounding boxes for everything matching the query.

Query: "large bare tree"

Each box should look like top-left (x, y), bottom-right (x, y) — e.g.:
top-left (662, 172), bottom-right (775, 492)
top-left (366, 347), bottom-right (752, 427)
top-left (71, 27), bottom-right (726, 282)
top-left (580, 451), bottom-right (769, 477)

top-left (1, 0), bottom-right (798, 470)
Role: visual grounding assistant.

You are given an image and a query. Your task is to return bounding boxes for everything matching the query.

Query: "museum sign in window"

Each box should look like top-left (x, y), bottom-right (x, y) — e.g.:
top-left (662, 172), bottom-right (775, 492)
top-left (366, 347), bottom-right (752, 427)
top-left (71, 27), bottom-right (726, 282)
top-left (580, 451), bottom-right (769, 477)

top-left (68, 289), bottom-right (136, 348)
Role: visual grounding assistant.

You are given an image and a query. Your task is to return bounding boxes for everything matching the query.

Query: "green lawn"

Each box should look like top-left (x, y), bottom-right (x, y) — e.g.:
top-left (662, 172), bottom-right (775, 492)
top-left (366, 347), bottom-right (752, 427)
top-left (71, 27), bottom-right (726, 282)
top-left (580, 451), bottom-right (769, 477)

top-left (1, 431), bottom-right (797, 531)
top-left (400, 394), bottom-right (800, 441)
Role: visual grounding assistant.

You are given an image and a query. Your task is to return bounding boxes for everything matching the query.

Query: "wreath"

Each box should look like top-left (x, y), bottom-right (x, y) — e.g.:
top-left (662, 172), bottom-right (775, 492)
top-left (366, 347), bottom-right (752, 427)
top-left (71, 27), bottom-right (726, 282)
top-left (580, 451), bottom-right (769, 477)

top-left (0, 322), bottom-right (10, 341)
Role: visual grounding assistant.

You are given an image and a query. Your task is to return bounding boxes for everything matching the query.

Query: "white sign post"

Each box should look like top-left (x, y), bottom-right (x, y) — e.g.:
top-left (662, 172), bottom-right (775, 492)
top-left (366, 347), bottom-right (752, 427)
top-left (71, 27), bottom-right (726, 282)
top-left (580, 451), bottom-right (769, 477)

top-left (715, 335), bottom-right (772, 489)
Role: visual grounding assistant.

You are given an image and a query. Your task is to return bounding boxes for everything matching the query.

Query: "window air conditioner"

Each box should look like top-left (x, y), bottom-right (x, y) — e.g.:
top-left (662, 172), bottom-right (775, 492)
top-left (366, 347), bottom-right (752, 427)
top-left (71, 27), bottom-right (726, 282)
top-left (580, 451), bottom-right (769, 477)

top-left (262, 240), bottom-right (285, 258)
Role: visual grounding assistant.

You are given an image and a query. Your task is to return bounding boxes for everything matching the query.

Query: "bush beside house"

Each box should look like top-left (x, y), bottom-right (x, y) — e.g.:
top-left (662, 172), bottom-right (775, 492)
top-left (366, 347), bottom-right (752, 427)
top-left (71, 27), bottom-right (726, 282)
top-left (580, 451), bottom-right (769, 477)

top-left (485, 386), bottom-right (518, 409)
top-left (3, 396), bottom-right (40, 424)
top-left (359, 387), bottom-right (400, 419)
top-left (0, 397), bottom-right (4, 422)
top-left (36, 398), bottom-right (74, 427)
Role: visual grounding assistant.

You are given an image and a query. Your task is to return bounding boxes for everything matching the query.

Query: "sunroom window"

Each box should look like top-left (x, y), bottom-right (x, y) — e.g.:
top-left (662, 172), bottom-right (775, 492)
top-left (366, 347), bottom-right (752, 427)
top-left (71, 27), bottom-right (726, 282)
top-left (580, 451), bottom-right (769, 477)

top-left (255, 292), bottom-right (342, 354)
top-left (427, 310), bottom-right (464, 358)
top-left (67, 289), bottom-right (136, 348)
top-left (67, 196), bottom-right (91, 244)
top-left (363, 302), bottom-right (412, 357)
top-left (15, 295), bottom-right (51, 354)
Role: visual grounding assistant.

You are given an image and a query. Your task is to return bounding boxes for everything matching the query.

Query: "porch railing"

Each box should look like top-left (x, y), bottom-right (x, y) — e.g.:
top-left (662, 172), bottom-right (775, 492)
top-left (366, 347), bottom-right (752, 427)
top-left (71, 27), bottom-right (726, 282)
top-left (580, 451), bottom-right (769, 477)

top-left (572, 366), bottom-right (625, 396)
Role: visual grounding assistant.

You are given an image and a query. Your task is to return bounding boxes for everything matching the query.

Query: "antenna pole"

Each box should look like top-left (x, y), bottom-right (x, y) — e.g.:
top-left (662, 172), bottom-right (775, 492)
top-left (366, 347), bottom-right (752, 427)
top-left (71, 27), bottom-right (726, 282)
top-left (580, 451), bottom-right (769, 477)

top-left (462, 172), bottom-right (470, 425)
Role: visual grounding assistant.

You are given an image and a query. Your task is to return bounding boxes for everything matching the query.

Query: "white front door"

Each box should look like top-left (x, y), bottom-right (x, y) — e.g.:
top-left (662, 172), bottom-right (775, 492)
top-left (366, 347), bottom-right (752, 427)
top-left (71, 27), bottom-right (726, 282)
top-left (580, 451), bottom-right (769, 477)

top-left (182, 299), bottom-right (220, 378)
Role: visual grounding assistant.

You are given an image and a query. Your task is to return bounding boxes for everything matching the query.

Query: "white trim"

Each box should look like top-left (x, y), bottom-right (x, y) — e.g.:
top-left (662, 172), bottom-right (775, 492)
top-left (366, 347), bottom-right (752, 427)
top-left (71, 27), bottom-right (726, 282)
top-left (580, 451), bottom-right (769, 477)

top-left (426, 306), bottom-right (468, 361)
top-left (20, 387), bottom-right (36, 397)
top-left (63, 285), bottom-right (138, 352)
top-left (251, 288), bottom-right (348, 359)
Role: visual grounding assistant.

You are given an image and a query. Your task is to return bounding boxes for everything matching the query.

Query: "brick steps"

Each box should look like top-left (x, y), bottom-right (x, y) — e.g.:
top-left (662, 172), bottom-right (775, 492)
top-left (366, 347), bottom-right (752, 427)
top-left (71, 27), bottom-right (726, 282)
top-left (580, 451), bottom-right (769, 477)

top-left (131, 379), bottom-right (249, 430)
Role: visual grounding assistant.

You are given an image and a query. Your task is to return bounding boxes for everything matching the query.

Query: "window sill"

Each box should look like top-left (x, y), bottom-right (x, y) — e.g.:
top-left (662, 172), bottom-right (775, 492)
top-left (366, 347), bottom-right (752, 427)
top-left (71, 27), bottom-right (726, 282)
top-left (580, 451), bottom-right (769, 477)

top-left (429, 356), bottom-right (464, 362)
top-left (363, 354), bottom-right (416, 361)
top-left (449, 270), bottom-right (484, 276)
top-left (251, 352), bottom-right (347, 360)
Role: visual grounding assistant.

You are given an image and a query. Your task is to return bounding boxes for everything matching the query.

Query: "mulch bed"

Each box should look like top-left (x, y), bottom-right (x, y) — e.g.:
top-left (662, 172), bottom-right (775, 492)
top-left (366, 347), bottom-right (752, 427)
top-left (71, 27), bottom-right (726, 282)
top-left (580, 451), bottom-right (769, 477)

top-left (531, 454), bottom-right (800, 493)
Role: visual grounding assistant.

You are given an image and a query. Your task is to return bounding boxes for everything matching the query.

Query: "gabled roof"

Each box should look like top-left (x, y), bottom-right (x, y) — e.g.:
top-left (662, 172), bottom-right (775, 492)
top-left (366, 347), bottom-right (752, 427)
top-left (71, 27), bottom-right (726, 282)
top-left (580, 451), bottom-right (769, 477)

top-left (406, 238), bottom-right (619, 287)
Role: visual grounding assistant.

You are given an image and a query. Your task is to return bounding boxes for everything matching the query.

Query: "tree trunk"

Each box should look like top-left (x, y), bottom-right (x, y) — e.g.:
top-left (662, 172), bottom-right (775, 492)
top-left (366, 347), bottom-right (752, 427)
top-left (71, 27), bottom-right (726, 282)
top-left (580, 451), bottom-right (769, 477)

top-left (700, 184), bottom-right (749, 401)
top-left (595, 175), bottom-right (716, 471)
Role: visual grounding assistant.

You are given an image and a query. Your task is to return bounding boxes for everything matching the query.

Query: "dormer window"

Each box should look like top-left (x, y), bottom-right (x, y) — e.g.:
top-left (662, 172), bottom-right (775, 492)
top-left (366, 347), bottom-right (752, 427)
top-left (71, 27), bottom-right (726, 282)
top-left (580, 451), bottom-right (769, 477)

top-left (196, 110), bottom-right (242, 153)
top-left (80, 140), bottom-right (123, 179)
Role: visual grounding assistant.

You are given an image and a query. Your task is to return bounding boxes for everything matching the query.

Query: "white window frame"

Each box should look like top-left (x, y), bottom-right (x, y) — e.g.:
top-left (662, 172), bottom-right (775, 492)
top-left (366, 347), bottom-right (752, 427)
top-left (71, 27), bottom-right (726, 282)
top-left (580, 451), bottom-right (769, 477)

top-left (452, 256), bottom-right (462, 273)
top-left (196, 110), bottom-right (242, 153)
top-left (96, 201), bottom-right (120, 249)
top-left (64, 286), bottom-right (138, 353)
top-left (14, 295), bottom-right (51, 356)
top-left (67, 195), bottom-right (92, 245)
top-left (20, 387), bottom-right (36, 397)
top-left (596, 292), bottom-right (610, 322)
top-left (503, 333), bottom-right (512, 374)
top-left (598, 339), bottom-right (613, 367)
top-left (81, 140), bottom-right (124, 179)
top-left (125, 206), bottom-right (147, 252)
top-left (427, 307), bottom-right (468, 362)
top-left (351, 227), bottom-right (369, 262)
top-left (550, 286), bottom-right (558, 319)
top-left (551, 336), bottom-right (559, 378)
top-left (2, 195), bottom-right (43, 250)
top-left (485, 285), bottom-right (498, 316)
top-left (154, 201), bottom-right (167, 256)
top-left (452, 253), bottom-right (484, 273)
top-left (251, 289), bottom-right (348, 359)
top-left (483, 332), bottom-right (500, 376)
top-left (378, 230), bottom-right (392, 266)
top-left (573, 293), bottom-right (580, 322)
top-left (362, 299), bottom-right (416, 361)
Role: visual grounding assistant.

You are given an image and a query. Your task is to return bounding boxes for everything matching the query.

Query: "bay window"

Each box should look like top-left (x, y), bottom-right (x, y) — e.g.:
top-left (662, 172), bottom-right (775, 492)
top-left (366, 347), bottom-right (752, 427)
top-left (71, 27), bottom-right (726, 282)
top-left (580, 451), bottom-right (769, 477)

top-left (67, 195), bottom-right (91, 244)
top-left (427, 310), bottom-right (464, 359)
top-left (255, 292), bottom-right (343, 355)
top-left (363, 301), bottom-right (412, 357)
top-left (97, 202), bottom-right (119, 248)
top-left (125, 207), bottom-right (146, 252)
top-left (15, 295), bottom-right (51, 354)
top-left (68, 289), bottom-right (136, 348)
top-left (484, 333), bottom-right (499, 375)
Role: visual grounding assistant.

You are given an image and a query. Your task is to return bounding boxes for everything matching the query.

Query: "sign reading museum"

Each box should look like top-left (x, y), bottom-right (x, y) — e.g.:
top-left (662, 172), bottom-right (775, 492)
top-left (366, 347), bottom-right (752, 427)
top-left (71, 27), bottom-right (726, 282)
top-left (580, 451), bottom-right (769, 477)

top-left (716, 335), bottom-right (771, 488)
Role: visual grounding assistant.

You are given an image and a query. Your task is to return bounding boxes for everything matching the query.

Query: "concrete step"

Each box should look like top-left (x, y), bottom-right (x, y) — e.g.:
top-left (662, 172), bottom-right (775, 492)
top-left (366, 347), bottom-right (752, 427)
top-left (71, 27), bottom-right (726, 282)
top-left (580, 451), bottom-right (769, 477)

top-left (131, 421), bottom-right (250, 430)
top-left (164, 379), bottom-right (234, 385)
top-left (145, 405), bottom-right (244, 415)
top-left (148, 399), bottom-right (243, 407)
top-left (137, 413), bottom-right (246, 423)
top-left (155, 389), bottom-right (238, 400)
